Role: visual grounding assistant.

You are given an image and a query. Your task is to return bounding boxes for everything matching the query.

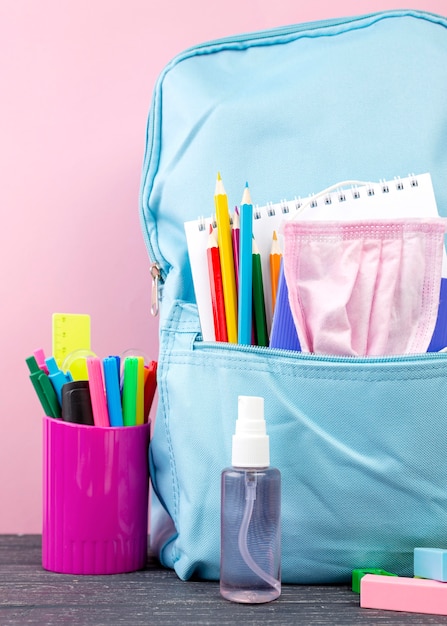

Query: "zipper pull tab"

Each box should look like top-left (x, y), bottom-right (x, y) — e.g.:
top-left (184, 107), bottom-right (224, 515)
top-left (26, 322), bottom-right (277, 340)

top-left (150, 263), bottom-right (161, 317)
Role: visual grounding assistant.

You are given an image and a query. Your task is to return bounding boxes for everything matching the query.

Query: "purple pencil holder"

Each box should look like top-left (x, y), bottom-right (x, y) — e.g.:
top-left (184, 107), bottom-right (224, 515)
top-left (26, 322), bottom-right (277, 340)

top-left (42, 416), bottom-right (151, 575)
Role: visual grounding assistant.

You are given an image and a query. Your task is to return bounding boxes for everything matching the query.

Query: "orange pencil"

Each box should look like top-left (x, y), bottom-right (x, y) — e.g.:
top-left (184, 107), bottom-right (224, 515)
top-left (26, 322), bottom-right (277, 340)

top-left (207, 224), bottom-right (228, 342)
top-left (270, 230), bottom-right (282, 314)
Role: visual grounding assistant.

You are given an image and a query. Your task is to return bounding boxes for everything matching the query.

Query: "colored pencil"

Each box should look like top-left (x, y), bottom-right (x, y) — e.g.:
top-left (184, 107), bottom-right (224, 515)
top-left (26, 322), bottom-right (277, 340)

top-left (270, 230), bottom-right (282, 314)
top-left (232, 206), bottom-right (240, 292)
top-left (252, 237), bottom-right (269, 347)
top-left (238, 183), bottom-right (253, 345)
top-left (214, 173), bottom-right (238, 343)
top-left (207, 224), bottom-right (228, 342)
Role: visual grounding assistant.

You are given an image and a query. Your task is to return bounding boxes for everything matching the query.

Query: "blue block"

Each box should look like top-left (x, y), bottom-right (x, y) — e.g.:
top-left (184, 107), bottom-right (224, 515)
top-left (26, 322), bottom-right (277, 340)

top-left (414, 548), bottom-right (447, 582)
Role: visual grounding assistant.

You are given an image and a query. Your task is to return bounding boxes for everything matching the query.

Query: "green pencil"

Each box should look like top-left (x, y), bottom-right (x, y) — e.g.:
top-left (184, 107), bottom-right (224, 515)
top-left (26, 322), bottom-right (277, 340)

top-left (252, 238), bottom-right (269, 347)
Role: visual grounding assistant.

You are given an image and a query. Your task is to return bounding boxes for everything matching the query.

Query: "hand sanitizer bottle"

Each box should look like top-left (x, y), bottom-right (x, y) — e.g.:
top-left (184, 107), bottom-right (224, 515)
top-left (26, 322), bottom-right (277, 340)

top-left (220, 395), bottom-right (281, 603)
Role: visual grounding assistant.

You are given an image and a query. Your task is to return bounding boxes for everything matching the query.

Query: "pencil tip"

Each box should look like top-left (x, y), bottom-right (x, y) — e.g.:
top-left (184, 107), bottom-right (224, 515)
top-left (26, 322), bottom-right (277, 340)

top-left (215, 173), bottom-right (226, 195)
top-left (273, 230), bottom-right (277, 240)
top-left (241, 183), bottom-right (252, 206)
top-left (245, 181), bottom-right (249, 188)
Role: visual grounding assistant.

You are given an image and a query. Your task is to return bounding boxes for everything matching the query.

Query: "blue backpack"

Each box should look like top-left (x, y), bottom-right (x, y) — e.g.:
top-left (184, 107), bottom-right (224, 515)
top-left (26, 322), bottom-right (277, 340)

top-left (140, 10), bottom-right (447, 583)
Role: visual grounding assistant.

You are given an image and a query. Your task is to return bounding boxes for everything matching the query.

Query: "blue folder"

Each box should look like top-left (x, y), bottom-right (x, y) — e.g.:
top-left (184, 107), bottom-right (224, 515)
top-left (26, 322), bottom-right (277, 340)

top-left (269, 262), bottom-right (301, 351)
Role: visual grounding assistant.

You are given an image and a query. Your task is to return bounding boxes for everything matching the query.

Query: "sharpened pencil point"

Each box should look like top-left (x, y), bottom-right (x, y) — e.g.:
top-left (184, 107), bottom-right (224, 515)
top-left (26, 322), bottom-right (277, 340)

top-left (215, 173), bottom-right (226, 196)
top-left (241, 184), bottom-right (252, 206)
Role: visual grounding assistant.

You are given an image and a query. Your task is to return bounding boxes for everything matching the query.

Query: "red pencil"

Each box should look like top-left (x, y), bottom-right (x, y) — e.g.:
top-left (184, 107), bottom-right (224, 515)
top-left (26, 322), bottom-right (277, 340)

top-left (207, 224), bottom-right (228, 342)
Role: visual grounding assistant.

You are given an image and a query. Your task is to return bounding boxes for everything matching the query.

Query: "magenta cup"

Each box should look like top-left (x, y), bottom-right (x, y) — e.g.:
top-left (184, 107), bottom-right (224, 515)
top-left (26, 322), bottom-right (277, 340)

top-left (42, 416), bottom-right (150, 575)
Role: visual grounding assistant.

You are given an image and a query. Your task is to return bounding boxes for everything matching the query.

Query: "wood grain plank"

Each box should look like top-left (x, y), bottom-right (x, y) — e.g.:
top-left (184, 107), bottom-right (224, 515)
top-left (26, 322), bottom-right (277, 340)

top-left (2, 536), bottom-right (447, 625)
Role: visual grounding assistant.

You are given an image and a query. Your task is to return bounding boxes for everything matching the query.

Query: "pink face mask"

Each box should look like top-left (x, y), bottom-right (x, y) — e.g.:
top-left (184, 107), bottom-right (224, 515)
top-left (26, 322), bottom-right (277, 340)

top-left (282, 219), bottom-right (447, 356)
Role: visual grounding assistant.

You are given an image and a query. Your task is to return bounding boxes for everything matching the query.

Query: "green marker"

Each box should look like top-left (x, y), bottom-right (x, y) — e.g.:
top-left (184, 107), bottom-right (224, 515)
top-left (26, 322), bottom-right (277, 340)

top-left (122, 357), bottom-right (138, 426)
top-left (26, 356), bottom-right (61, 419)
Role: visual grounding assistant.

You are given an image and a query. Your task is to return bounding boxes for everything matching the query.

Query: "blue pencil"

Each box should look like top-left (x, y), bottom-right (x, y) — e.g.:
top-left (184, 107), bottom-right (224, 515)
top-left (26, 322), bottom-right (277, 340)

top-left (238, 183), bottom-right (253, 344)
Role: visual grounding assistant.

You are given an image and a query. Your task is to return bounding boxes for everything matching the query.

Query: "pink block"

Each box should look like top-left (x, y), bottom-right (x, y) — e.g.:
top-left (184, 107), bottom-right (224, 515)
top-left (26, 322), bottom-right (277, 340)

top-left (360, 574), bottom-right (447, 615)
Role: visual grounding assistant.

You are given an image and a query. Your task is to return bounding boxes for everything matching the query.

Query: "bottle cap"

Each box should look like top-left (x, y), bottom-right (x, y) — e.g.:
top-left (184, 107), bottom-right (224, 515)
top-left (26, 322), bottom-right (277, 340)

top-left (231, 395), bottom-right (270, 468)
top-left (61, 381), bottom-right (94, 425)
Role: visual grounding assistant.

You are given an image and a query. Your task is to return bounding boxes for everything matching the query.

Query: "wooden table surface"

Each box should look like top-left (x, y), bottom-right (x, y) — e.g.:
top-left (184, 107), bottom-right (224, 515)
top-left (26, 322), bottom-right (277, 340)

top-left (2, 535), bottom-right (447, 625)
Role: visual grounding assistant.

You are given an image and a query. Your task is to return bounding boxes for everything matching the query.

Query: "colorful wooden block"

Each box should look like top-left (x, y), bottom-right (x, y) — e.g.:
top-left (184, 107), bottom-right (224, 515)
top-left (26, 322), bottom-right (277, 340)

top-left (414, 548), bottom-right (447, 582)
top-left (360, 574), bottom-right (447, 615)
top-left (352, 568), bottom-right (397, 593)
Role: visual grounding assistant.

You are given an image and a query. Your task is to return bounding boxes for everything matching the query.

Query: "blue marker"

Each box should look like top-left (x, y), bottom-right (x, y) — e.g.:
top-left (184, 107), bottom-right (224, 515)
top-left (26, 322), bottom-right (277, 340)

top-left (103, 356), bottom-right (123, 427)
top-left (45, 357), bottom-right (72, 404)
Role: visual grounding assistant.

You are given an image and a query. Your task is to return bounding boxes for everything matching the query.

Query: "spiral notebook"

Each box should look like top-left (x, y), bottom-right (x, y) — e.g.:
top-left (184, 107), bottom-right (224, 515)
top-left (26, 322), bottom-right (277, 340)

top-left (184, 172), bottom-right (446, 343)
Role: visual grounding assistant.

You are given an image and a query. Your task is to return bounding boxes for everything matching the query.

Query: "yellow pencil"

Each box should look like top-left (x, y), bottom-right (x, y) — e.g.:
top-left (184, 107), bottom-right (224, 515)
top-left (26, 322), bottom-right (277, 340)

top-left (214, 173), bottom-right (238, 343)
top-left (270, 231), bottom-right (282, 314)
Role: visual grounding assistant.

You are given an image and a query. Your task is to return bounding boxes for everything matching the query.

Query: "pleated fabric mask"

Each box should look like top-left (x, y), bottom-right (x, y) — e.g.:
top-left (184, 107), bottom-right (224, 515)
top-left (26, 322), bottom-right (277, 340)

top-left (282, 219), bottom-right (447, 356)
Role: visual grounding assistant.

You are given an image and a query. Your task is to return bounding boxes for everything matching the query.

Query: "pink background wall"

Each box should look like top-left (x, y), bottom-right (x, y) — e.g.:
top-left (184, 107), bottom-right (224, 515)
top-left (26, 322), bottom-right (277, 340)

top-left (1, 0), bottom-right (445, 533)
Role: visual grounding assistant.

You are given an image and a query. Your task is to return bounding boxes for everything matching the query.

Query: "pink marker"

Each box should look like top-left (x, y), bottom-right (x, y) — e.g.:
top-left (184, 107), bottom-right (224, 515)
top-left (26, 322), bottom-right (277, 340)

top-left (34, 348), bottom-right (49, 374)
top-left (86, 357), bottom-right (110, 427)
top-left (361, 574), bottom-right (447, 615)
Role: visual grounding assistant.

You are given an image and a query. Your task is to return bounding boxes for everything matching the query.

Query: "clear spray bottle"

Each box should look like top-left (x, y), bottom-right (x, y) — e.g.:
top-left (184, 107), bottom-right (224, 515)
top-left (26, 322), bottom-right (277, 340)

top-left (220, 395), bottom-right (281, 604)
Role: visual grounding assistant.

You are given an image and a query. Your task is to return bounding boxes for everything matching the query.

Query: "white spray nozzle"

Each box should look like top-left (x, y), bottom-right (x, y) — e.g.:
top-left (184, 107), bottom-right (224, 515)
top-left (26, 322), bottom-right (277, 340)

top-left (232, 396), bottom-right (270, 468)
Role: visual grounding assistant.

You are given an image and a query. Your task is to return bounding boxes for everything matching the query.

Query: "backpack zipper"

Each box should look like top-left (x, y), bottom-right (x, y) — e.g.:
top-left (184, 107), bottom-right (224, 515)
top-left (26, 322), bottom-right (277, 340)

top-left (194, 338), bottom-right (447, 364)
top-left (150, 263), bottom-right (161, 317)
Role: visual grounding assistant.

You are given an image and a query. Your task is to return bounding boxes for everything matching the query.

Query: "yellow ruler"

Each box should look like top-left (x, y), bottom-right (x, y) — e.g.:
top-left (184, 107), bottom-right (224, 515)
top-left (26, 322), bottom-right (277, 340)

top-left (52, 313), bottom-right (91, 380)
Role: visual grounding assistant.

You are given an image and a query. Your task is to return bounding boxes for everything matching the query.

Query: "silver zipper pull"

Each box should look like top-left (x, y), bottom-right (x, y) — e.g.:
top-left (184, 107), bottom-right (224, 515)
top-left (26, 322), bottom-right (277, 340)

top-left (150, 263), bottom-right (161, 317)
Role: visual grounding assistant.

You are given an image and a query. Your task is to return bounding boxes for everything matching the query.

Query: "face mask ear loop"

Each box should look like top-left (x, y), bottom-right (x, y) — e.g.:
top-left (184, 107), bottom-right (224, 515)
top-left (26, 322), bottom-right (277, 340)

top-left (286, 180), bottom-right (372, 221)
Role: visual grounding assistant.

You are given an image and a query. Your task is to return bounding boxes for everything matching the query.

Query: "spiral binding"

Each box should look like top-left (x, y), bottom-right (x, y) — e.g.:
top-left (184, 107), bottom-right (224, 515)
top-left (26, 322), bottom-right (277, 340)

top-left (261, 173), bottom-right (421, 223)
top-left (194, 174), bottom-right (422, 229)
